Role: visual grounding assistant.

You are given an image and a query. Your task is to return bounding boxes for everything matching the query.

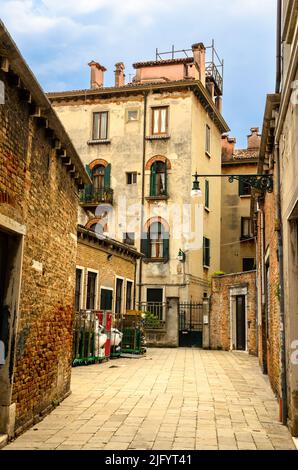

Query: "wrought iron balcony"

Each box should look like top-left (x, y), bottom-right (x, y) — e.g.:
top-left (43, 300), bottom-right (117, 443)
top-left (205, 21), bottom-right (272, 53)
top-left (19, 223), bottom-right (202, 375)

top-left (79, 187), bottom-right (114, 206)
top-left (137, 302), bottom-right (166, 329)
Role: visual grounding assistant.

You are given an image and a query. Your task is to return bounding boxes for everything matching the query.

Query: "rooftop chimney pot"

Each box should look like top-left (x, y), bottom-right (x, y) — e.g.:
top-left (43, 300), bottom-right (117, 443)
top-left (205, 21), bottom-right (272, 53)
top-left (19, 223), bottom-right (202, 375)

top-left (115, 62), bottom-right (125, 87)
top-left (88, 61), bottom-right (107, 89)
top-left (247, 127), bottom-right (261, 149)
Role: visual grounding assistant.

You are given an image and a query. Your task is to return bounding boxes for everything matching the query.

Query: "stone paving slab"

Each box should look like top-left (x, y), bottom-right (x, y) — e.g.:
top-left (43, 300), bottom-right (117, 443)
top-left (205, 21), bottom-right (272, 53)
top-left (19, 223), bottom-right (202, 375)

top-left (3, 349), bottom-right (297, 451)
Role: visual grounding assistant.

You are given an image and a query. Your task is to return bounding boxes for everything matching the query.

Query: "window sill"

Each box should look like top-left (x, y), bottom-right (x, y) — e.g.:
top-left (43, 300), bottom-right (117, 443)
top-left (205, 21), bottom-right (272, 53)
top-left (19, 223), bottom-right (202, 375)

top-left (239, 195), bottom-right (251, 198)
top-left (87, 139), bottom-right (111, 145)
top-left (203, 265), bottom-right (210, 270)
top-left (205, 151), bottom-right (211, 158)
top-left (204, 207), bottom-right (210, 213)
top-left (143, 258), bottom-right (169, 264)
top-left (146, 195), bottom-right (169, 202)
top-left (145, 135), bottom-right (171, 141)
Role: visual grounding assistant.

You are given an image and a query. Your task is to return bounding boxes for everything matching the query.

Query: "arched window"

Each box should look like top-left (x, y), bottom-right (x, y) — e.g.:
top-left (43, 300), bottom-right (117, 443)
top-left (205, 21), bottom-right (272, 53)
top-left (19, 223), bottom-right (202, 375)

top-left (150, 161), bottom-right (167, 197)
top-left (141, 219), bottom-right (169, 261)
top-left (92, 165), bottom-right (105, 192)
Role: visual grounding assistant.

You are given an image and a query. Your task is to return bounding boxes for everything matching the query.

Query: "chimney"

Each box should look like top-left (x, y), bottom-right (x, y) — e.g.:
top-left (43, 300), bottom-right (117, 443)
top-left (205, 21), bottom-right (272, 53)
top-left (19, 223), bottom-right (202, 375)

top-left (247, 127), bottom-right (261, 149)
top-left (221, 135), bottom-right (236, 162)
top-left (88, 61), bottom-right (107, 89)
top-left (192, 43), bottom-right (206, 86)
top-left (115, 62), bottom-right (125, 87)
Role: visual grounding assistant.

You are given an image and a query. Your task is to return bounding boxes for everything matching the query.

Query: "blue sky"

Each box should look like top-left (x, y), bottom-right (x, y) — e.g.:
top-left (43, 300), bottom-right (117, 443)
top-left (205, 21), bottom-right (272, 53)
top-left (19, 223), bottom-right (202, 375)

top-left (1, 0), bottom-right (277, 147)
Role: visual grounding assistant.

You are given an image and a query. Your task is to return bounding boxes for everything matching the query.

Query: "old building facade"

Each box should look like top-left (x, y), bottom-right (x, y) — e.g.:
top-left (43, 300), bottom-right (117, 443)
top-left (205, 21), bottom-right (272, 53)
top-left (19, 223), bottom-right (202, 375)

top-left (0, 21), bottom-right (89, 439)
top-left (48, 43), bottom-right (229, 336)
top-left (76, 226), bottom-right (142, 315)
top-left (221, 129), bottom-right (259, 274)
top-left (253, 0), bottom-right (298, 436)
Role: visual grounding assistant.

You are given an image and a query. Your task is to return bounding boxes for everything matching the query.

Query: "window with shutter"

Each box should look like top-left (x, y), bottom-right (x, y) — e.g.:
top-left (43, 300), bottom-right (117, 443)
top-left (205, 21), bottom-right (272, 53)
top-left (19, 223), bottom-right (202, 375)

top-left (104, 163), bottom-right (111, 189)
top-left (145, 222), bottom-right (169, 262)
top-left (203, 237), bottom-right (211, 268)
top-left (150, 161), bottom-right (167, 197)
top-left (239, 178), bottom-right (251, 196)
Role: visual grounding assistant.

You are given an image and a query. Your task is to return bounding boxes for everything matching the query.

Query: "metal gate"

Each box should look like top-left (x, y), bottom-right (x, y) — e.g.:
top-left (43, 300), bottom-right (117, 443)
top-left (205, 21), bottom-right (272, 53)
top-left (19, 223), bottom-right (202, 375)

top-left (179, 302), bottom-right (203, 348)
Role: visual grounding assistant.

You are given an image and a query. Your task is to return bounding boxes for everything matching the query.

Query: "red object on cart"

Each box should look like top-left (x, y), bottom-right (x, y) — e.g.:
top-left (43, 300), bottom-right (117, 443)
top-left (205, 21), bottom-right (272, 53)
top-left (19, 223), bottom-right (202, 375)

top-left (96, 311), bottom-right (113, 358)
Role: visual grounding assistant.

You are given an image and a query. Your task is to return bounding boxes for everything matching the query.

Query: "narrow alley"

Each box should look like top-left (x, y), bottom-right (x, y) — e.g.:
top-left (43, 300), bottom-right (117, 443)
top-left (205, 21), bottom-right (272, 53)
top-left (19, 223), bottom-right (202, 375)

top-left (4, 349), bottom-right (296, 451)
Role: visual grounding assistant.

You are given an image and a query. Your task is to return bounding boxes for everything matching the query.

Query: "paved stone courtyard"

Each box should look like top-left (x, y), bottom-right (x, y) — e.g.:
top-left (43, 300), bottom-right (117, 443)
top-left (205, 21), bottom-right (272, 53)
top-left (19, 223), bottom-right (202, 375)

top-left (4, 349), bottom-right (296, 450)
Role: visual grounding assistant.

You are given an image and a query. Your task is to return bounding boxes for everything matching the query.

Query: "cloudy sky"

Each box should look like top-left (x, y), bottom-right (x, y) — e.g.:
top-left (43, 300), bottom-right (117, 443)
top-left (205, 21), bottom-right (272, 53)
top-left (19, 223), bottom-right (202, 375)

top-left (1, 0), bottom-right (277, 146)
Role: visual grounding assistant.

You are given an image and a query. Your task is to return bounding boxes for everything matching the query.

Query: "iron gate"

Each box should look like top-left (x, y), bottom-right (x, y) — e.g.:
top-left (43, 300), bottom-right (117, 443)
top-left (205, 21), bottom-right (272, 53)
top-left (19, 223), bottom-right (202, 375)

top-left (179, 302), bottom-right (203, 347)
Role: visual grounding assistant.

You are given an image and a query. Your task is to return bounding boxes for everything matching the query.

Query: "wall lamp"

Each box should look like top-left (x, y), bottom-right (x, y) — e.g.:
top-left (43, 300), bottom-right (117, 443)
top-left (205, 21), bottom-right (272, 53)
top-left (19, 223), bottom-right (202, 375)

top-left (191, 172), bottom-right (273, 195)
top-left (177, 249), bottom-right (186, 263)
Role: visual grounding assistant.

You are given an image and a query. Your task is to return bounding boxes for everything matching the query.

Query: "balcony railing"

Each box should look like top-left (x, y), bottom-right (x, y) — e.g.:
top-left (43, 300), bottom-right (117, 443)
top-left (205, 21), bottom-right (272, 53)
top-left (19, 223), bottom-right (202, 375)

top-left (137, 302), bottom-right (166, 328)
top-left (206, 62), bottom-right (223, 95)
top-left (79, 187), bottom-right (114, 206)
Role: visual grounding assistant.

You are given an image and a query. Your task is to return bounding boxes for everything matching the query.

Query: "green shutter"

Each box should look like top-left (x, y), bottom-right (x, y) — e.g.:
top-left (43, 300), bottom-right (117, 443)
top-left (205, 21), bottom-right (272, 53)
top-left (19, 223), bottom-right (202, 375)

top-left (85, 164), bottom-right (93, 201)
top-left (150, 162), bottom-right (157, 196)
top-left (104, 164), bottom-right (111, 189)
top-left (141, 232), bottom-right (149, 258)
top-left (163, 233), bottom-right (169, 261)
top-left (164, 162), bottom-right (168, 196)
top-left (239, 178), bottom-right (245, 196)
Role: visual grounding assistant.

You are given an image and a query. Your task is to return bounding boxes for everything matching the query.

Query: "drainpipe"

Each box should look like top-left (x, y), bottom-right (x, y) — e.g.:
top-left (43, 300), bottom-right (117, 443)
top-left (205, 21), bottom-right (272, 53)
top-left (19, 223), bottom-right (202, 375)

top-left (259, 204), bottom-right (268, 375)
top-left (275, 0), bottom-right (282, 94)
top-left (138, 92), bottom-right (148, 304)
top-left (275, 141), bottom-right (288, 426)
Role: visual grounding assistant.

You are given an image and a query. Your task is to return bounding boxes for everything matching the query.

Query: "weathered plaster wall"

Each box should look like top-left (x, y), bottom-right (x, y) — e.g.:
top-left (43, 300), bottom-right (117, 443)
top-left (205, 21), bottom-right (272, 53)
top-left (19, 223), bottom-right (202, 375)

top-left (0, 68), bottom-right (78, 436)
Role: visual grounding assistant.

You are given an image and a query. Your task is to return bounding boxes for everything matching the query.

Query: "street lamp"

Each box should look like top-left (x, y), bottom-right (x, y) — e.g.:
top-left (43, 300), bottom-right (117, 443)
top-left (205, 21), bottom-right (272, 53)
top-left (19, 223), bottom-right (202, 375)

top-left (191, 173), bottom-right (273, 194)
top-left (177, 249), bottom-right (186, 263)
top-left (191, 172), bottom-right (202, 198)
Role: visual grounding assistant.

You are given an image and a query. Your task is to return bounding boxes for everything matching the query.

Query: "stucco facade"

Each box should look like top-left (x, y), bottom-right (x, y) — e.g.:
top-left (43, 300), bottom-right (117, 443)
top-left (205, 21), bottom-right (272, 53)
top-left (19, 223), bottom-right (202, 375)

top-left (221, 130), bottom-right (259, 275)
top-left (48, 44), bottom-right (229, 312)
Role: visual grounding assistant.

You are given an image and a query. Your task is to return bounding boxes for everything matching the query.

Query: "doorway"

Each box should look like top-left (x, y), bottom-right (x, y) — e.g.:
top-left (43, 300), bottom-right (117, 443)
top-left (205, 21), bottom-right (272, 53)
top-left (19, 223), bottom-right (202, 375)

top-left (236, 295), bottom-right (246, 351)
top-left (0, 223), bottom-right (24, 436)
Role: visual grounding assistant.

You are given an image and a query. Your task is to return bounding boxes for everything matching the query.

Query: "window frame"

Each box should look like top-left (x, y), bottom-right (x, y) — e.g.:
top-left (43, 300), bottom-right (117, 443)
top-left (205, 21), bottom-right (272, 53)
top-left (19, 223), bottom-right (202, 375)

top-left (86, 268), bottom-right (99, 310)
top-left (151, 106), bottom-right (169, 136)
top-left (92, 111), bottom-right (109, 141)
top-left (205, 180), bottom-right (210, 210)
top-left (75, 266), bottom-right (84, 311)
top-left (242, 258), bottom-right (255, 272)
top-left (126, 279), bottom-right (134, 311)
top-left (239, 178), bottom-right (252, 197)
top-left (205, 124), bottom-right (211, 156)
top-left (203, 237), bottom-right (211, 268)
top-left (126, 108), bottom-right (140, 122)
top-left (150, 160), bottom-right (168, 198)
top-left (114, 276), bottom-right (124, 314)
top-left (99, 286), bottom-right (114, 312)
top-left (126, 172), bottom-right (138, 185)
top-left (241, 217), bottom-right (253, 240)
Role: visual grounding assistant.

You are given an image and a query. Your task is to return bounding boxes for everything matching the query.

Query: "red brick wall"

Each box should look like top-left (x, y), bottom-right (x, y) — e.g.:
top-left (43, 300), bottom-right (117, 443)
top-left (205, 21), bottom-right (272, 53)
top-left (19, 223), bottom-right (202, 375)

top-left (256, 190), bottom-right (281, 400)
top-left (210, 271), bottom-right (257, 355)
top-left (0, 69), bottom-right (78, 434)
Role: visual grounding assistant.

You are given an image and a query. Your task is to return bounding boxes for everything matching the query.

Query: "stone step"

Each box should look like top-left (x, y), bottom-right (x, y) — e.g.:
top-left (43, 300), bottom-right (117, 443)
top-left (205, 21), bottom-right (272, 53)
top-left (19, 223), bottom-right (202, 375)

top-left (0, 434), bottom-right (8, 449)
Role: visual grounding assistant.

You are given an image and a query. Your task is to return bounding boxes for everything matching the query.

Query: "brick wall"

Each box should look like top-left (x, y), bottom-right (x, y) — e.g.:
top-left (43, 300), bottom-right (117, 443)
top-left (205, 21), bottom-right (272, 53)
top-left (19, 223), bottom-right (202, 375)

top-left (256, 190), bottom-right (281, 400)
top-left (210, 271), bottom-right (257, 355)
top-left (0, 69), bottom-right (78, 435)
